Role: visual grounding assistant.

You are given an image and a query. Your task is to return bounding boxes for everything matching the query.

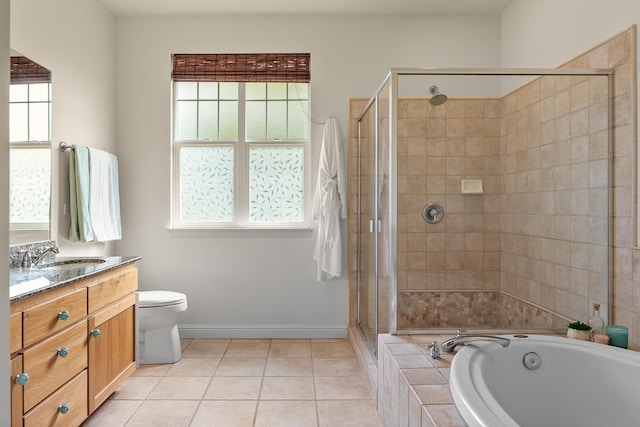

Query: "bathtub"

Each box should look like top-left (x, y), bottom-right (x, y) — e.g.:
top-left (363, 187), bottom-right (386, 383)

top-left (449, 334), bottom-right (639, 427)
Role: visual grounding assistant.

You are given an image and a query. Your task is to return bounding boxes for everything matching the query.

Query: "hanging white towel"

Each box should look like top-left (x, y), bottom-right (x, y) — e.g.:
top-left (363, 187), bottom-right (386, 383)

top-left (69, 146), bottom-right (122, 242)
top-left (88, 148), bottom-right (122, 242)
top-left (313, 118), bottom-right (347, 281)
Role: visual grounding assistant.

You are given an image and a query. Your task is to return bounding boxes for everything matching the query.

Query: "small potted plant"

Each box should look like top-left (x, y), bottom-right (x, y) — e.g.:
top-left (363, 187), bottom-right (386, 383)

top-left (567, 321), bottom-right (592, 341)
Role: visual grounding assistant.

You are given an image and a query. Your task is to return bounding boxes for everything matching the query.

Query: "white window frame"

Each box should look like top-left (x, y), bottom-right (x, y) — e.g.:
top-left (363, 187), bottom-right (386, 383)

top-left (171, 82), bottom-right (311, 230)
top-left (9, 81), bottom-right (52, 232)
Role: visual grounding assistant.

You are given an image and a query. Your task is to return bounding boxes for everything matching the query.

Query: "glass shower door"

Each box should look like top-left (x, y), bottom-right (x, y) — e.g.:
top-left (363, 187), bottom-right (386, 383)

top-left (357, 104), bottom-right (378, 353)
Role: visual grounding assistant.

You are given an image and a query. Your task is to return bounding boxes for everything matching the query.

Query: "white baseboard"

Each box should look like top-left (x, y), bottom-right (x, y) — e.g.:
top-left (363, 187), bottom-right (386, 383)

top-left (178, 323), bottom-right (348, 339)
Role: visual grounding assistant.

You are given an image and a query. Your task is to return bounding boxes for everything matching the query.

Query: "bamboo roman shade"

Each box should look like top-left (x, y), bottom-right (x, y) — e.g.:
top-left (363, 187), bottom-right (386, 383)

top-left (172, 53), bottom-right (310, 83)
top-left (10, 56), bottom-right (51, 84)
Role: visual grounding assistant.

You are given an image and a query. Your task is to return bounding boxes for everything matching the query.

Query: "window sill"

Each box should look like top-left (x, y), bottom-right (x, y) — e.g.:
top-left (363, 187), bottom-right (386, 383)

top-left (168, 226), bottom-right (313, 238)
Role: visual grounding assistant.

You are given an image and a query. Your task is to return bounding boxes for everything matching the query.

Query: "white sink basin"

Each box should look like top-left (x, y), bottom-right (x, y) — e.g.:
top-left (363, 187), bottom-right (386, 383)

top-left (38, 258), bottom-right (106, 270)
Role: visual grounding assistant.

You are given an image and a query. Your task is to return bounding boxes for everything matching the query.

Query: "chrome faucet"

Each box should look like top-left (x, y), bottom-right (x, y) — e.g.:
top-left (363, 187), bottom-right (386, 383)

top-left (31, 245), bottom-right (60, 267)
top-left (441, 330), bottom-right (511, 353)
top-left (426, 341), bottom-right (441, 359)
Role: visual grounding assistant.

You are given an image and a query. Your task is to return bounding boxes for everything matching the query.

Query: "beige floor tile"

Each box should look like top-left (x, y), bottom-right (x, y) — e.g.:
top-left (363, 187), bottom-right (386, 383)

top-left (268, 341), bottom-right (311, 357)
top-left (180, 339), bottom-right (192, 351)
top-left (190, 400), bottom-right (257, 427)
top-left (315, 376), bottom-right (371, 400)
top-left (132, 364), bottom-right (171, 377)
top-left (110, 376), bottom-right (162, 400)
top-left (265, 357), bottom-right (313, 376)
top-left (313, 357), bottom-right (361, 377)
top-left (260, 376), bottom-right (315, 400)
top-left (82, 399), bottom-right (142, 426)
top-left (203, 376), bottom-right (262, 400)
top-left (311, 341), bottom-right (356, 358)
top-left (225, 340), bottom-right (271, 357)
top-left (183, 340), bottom-right (230, 357)
top-left (317, 400), bottom-right (382, 427)
top-left (255, 400), bottom-right (318, 427)
top-left (165, 357), bottom-right (221, 376)
top-left (124, 400), bottom-right (199, 427)
top-left (216, 357), bottom-right (266, 376)
top-left (147, 376), bottom-right (211, 400)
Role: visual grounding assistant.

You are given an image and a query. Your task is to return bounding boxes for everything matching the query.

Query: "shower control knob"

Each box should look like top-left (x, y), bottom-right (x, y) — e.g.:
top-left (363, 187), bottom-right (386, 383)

top-left (423, 203), bottom-right (444, 224)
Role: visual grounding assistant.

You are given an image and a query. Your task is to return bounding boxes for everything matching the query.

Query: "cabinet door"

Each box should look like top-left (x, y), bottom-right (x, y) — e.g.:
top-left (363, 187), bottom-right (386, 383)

top-left (11, 355), bottom-right (23, 427)
top-left (88, 293), bottom-right (136, 414)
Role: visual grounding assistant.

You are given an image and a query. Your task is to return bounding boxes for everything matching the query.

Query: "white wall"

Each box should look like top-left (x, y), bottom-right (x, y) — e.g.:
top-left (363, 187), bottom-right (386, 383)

top-left (11, 0), bottom-right (116, 257)
top-left (501, 0), bottom-right (640, 69)
top-left (114, 14), bottom-right (501, 337)
top-left (1, 0), bottom-right (11, 421)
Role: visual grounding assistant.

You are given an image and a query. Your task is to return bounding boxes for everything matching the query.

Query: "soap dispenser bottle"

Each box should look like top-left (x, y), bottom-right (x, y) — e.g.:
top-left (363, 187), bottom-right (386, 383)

top-left (588, 303), bottom-right (608, 344)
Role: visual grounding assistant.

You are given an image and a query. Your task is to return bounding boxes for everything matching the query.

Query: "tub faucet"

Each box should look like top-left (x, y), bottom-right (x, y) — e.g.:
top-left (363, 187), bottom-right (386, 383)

top-left (32, 245), bottom-right (60, 267)
top-left (426, 341), bottom-right (441, 359)
top-left (441, 330), bottom-right (511, 353)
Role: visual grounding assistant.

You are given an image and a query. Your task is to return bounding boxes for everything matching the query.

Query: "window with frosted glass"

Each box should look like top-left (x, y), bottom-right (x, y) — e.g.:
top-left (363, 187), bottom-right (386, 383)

top-left (180, 146), bottom-right (234, 221)
top-left (9, 82), bottom-right (52, 228)
top-left (10, 147), bottom-right (51, 225)
top-left (249, 146), bottom-right (304, 222)
top-left (173, 80), bottom-right (309, 227)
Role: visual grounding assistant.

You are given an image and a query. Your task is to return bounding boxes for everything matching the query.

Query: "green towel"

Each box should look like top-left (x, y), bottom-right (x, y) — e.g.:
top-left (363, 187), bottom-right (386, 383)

top-left (68, 146), bottom-right (93, 242)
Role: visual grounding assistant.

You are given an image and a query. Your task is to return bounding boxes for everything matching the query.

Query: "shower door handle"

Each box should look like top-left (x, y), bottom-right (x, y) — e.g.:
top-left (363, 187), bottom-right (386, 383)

top-left (369, 219), bottom-right (382, 233)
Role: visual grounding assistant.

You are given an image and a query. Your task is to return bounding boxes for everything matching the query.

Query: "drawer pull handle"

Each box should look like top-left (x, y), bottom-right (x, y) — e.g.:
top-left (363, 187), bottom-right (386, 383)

top-left (91, 328), bottom-right (101, 338)
top-left (15, 372), bottom-right (29, 386)
top-left (57, 347), bottom-right (69, 358)
top-left (58, 403), bottom-right (70, 415)
top-left (58, 310), bottom-right (70, 321)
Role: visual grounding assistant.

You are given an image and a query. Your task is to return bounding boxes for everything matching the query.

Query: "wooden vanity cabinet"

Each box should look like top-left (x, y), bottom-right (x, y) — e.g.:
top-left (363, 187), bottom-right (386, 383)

top-left (88, 293), bottom-right (137, 414)
top-left (10, 263), bottom-right (138, 426)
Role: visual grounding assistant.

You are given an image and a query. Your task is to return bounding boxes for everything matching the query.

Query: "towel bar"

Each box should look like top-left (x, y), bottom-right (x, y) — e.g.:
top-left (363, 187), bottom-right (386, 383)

top-left (59, 141), bottom-right (76, 152)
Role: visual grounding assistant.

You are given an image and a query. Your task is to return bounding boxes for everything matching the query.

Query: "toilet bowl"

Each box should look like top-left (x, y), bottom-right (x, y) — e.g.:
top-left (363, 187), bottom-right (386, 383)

top-left (137, 290), bottom-right (188, 364)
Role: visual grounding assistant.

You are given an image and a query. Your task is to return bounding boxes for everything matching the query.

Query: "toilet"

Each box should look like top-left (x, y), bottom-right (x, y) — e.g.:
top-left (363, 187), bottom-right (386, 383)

top-left (137, 290), bottom-right (188, 364)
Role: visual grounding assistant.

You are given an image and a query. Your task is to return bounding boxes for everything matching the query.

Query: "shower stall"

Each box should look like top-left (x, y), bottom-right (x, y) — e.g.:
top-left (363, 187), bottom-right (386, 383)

top-left (354, 68), bottom-right (613, 356)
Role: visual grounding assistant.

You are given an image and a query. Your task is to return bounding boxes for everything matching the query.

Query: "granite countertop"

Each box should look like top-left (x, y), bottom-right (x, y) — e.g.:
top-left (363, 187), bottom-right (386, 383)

top-left (10, 255), bottom-right (141, 301)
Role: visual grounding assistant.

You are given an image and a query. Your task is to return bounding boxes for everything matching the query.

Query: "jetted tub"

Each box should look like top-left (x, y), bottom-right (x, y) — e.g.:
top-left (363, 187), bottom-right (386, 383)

top-left (450, 334), bottom-right (638, 427)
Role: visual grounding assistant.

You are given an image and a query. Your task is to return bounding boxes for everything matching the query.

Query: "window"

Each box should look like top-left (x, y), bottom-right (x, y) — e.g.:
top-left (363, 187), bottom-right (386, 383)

top-left (171, 54), bottom-right (310, 229)
top-left (9, 56), bottom-right (52, 231)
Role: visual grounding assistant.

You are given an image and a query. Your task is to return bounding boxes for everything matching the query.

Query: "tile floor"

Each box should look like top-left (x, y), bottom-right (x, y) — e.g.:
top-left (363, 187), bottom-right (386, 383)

top-left (82, 338), bottom-right (382, 427)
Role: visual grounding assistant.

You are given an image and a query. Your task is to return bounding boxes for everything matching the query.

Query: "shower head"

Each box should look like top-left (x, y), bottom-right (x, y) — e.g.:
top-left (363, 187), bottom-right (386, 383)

top-left (429, 85), bottom-right (448, 106)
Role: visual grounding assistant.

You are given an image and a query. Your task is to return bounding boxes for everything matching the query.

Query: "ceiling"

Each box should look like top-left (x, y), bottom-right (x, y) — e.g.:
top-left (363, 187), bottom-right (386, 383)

top-left (99, 0), bottom-right (515, 17)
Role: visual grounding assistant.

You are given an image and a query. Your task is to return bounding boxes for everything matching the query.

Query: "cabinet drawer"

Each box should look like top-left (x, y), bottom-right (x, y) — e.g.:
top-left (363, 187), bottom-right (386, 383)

top-left (24, 370), bottom-right (88, 427)
top-left (88, 268), bottom-right (138, 313)
top-left (10, 311), bottom-right (22, 354)
top-left (23, 320), bottom-right (88, 412)
top-left (23, 288), bottom-right (87, 347)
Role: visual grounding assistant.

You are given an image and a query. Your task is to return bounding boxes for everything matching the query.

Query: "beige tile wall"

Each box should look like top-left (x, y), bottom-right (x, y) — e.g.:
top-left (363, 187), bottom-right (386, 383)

top-left (348, 26), bottom-right (638, 346)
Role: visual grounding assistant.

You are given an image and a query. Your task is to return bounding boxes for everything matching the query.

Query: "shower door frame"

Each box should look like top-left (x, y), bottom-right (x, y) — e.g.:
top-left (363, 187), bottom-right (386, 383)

top-left (357, 67), bottom-right (614, 345)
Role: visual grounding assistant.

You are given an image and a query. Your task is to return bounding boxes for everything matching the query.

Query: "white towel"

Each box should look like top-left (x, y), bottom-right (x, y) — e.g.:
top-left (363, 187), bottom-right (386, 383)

top-left (88, 148), bottom-right (122, 242)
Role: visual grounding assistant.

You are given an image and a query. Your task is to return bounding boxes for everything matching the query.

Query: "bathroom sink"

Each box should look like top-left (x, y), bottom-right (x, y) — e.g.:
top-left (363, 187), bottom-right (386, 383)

top-left (38, 258), bottom-right (107, 270)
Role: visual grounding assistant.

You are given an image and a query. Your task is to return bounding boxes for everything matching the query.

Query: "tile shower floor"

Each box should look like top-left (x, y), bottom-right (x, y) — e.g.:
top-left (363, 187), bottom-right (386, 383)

top-left (82, 338), bottom-right (382, 427)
